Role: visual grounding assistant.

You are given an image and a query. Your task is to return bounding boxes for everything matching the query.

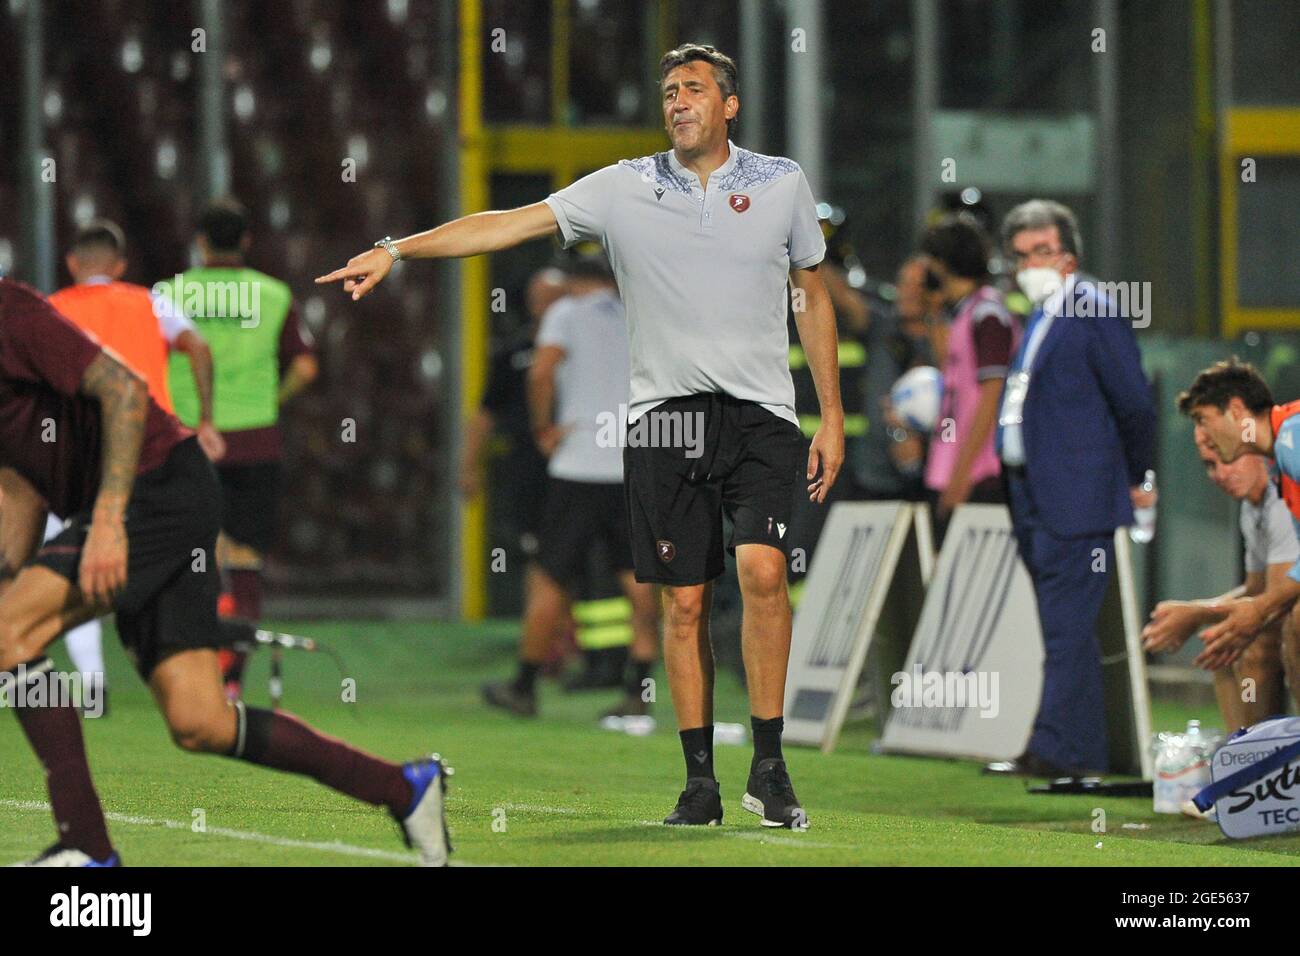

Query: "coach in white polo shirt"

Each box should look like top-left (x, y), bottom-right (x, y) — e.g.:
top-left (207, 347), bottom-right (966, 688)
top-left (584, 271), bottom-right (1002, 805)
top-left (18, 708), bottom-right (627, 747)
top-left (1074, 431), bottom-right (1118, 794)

top-left (1143, 428), bottom-right (1300, 728)
top-left (320, 43), bottom-right (844, 831)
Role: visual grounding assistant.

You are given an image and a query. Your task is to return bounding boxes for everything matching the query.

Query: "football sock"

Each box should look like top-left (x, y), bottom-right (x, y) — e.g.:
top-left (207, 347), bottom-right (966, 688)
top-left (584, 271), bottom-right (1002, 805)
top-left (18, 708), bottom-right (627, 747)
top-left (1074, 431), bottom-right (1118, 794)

top-left (750, 715), bottom-right (784, 771)
top-left (514, 661), bottom-right (540, 695)
top-left (231, 704), bottom-right (412, 815)
top-left (64, 618), bottom-right (105, 687)
top-left (625, 658), bottom-right (653, 698)
top-left (11, 658), bottom-right (114, 861)
top-left (680, 725), bottom-right (715, 781)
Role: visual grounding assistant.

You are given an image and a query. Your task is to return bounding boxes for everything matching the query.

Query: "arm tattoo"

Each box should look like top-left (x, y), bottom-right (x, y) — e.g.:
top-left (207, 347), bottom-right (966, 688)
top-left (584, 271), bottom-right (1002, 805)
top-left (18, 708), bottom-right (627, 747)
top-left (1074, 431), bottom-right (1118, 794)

top-left (79, 352), bottom-right (147, 520)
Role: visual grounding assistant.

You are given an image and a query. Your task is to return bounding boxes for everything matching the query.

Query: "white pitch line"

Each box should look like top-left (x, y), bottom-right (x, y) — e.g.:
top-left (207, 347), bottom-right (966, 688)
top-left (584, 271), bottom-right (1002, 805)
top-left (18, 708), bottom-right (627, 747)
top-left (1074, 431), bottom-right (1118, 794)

top-left (500, 802), bottom-right (580, 815)
top-left (637, 819), bottom-right (849, 849)
top-left (1, 798), bottom-right (430, 865)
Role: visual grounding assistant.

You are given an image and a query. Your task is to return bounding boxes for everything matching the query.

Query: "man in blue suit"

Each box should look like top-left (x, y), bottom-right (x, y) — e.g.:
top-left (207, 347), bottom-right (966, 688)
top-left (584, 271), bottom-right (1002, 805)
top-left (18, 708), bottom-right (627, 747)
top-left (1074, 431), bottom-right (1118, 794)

top-left (987, 200), bottom-right (1156, 776)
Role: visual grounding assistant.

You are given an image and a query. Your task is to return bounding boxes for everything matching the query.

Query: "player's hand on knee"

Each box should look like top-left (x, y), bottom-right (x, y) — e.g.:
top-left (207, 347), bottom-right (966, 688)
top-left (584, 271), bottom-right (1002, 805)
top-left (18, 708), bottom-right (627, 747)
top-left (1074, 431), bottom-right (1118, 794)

top-left (79, 515), bottom-right (128, 606)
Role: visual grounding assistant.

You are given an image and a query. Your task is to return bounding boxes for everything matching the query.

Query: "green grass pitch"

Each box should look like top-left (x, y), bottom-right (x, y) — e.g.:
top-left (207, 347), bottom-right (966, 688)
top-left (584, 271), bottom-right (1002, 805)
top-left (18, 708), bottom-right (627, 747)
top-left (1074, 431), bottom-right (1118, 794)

top-left (2, 619), bottom-right (1298, 866)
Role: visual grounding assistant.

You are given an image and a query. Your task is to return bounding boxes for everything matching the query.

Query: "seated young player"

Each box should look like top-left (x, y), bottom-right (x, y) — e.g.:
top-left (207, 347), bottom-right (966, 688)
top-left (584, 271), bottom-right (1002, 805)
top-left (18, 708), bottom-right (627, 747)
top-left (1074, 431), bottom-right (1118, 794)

top-left (1142, 428), bottom-right (1300, 727)
top-left (0, 279), bottom-right (448, 866)
top-left (1176, 359), bottom-right (1300, 672)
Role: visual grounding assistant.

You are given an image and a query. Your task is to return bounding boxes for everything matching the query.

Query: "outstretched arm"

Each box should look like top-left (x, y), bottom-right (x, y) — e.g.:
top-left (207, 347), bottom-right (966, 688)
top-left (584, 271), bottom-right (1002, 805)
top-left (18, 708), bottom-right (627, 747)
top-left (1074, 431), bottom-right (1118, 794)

top-left (1142, 584), bottom-right (1247, 654)
top-left (316, 202), bottom-right (560, 301)
top-left (78, 351), bottom-right (148, 606)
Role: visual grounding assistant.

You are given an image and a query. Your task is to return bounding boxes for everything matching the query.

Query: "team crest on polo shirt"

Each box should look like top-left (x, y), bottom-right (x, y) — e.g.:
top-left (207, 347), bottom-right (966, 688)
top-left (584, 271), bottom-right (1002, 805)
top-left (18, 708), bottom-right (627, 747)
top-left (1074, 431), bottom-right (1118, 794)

top-left (728, 194), bottom-right (750, 213)
top-left (657, 540), bottom-right (676, 562)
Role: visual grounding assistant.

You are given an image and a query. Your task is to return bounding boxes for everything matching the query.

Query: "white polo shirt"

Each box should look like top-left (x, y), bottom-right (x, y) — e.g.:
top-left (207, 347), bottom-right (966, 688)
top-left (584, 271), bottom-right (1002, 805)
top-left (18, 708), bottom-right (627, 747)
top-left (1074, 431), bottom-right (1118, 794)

top-left (1241, 478), bottom-right (1300, 574)
top-left (543, 139), bottom-right (825, 426)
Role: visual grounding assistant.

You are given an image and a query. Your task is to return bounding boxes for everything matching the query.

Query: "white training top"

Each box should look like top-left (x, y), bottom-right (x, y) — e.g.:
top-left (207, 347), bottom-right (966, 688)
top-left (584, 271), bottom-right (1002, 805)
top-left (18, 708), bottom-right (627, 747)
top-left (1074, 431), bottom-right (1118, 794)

top-left (535, 287), bottom-right (630, 484)
top-left (543, 139), bottom-right (825, 427)
top-left (1240, 478), bottom-right (1300, 574)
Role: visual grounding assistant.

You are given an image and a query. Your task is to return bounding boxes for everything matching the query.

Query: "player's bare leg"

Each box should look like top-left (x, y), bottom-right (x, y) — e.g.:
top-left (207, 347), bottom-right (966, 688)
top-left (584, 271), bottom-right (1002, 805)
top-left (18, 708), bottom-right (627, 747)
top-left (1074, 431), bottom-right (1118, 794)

top-left (735, 542), bottom-right (806, 829)
top-left (148, 647), bottom-right (450, 865)
top-left (1212, 665), bottom-right (1246, 731)
top-left (1232, 623), bottom-right (1284, 728)
top-left (520, 566), bottom-right (570, 664)
top-left (662, 582), bottom-right (715, 730)
top-left (736, 544), bottom-right (792, 719)
top-left (0, 567), bottom-right (115, 865)
top-left (1283, 610), bottom-right (1300, 714)
top-left (602, 573), bottom-right (659, 717)
top-left (659, 581), bottom-right (722, 825)
top-left (146, 648), bottom-right (238, 752)
top-left (483, 565), bottom-right (570, 716)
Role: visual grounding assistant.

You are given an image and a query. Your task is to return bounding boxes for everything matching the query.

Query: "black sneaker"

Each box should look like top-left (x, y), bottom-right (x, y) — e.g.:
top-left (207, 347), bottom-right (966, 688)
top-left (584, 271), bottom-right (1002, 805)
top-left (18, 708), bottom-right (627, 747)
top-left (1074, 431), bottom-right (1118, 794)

top-left (481, 680), bottom-right (537, 717)
top-left (742, 758), bottom-right (809, 829)
top-left (664, 777), bottom-right (723, 826)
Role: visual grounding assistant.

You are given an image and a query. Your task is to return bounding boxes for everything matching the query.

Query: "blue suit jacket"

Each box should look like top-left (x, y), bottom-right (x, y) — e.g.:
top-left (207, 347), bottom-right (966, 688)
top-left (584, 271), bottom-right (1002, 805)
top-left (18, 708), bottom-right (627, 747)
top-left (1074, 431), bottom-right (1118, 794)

top-left (1007, 276), bottom-right (1156, 538)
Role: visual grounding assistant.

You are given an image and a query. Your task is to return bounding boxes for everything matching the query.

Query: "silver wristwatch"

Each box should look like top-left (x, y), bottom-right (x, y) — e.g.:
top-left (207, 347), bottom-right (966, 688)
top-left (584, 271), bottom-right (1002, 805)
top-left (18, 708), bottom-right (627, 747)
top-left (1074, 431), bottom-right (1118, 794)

top-left (374, 236), bottom-right (402, 261)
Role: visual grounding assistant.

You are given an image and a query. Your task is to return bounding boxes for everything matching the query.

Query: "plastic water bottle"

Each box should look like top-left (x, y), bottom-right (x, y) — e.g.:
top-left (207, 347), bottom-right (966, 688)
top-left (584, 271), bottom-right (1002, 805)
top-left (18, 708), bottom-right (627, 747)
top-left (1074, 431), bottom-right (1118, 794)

top-left (1152, 720), bottom-right (1217, 814)
top-left (1130, 469), bottom-right (1157, 543)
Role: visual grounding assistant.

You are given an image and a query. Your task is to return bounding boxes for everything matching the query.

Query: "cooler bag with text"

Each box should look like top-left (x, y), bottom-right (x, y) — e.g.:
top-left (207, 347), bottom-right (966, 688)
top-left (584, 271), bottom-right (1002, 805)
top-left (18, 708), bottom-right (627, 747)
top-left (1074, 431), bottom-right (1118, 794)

top-left (1192, 716), bottom-right (1300, 839)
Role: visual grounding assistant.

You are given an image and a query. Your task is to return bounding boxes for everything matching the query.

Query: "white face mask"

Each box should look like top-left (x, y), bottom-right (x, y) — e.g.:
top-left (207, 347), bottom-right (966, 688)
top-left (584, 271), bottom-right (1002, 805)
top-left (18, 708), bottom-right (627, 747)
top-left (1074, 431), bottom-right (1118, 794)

top-left (1016, 267), bottom-right (1064, 306)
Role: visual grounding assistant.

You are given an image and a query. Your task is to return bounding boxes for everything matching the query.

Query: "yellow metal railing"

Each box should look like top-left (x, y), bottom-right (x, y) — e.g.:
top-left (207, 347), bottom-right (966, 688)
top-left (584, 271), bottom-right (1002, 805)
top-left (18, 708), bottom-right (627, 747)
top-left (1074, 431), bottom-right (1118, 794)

top-left (1219, 108), bottom-right (1300, 336)
top-left (458, 0), bottom-right (671, 617)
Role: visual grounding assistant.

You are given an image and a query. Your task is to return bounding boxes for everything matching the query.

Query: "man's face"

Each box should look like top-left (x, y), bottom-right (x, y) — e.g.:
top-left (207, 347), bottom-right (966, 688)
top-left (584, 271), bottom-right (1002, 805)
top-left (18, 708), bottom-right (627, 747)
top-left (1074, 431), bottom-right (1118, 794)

top-left (1196, 427), bottom-right (1260, 499)
top-left (1190, 398), bottom-right (1255, 463)
top-left (1008, 225), bottom-right (1074, 278)
top-left (662, 60), bottom-right (735, 155)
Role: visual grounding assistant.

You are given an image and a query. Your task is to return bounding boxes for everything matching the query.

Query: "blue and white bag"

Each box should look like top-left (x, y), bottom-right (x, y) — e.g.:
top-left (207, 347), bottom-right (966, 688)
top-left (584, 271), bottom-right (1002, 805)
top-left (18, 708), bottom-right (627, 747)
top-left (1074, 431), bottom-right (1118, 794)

top-left (1192, 716), bottom-right (1300, 839)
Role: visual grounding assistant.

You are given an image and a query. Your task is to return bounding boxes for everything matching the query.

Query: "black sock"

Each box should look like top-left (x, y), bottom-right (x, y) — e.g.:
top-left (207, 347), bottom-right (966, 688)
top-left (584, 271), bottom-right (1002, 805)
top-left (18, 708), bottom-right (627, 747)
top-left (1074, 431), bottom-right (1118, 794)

top-left (680, 726), bottom-right (714, 781)
top-left (625, 658), bottom-right (652, 698)
top-left (751, 715), bottom-right (784, 770)
top-left (515, 662), bottom-right (540, 695)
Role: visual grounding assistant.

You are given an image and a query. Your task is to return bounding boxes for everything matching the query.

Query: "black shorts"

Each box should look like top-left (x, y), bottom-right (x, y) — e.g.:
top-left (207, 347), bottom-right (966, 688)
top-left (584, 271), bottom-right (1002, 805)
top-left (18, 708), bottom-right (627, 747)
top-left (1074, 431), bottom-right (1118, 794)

top-left (624, 393), bottom-right (805, 585)
top-left (216, 461), bottom-right (282, 554)
top-left (537, 478), bottom-right (633, 588)
top-left (34, 437), bottom-right (223, 679)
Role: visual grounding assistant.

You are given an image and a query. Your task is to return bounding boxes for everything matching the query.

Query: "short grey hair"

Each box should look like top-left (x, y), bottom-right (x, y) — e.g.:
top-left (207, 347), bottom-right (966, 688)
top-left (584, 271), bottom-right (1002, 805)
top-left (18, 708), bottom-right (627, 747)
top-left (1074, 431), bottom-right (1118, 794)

top-left (1001, 199), bottom-right (1082, 262)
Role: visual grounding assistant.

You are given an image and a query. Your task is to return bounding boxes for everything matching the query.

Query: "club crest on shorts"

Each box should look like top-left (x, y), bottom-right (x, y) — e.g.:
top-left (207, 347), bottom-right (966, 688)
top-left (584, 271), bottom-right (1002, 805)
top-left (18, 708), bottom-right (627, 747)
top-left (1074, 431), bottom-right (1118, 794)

top-left (657, 539), bottom-right (676, 563)
top-left (728, 193), bottom-right (750, 213)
